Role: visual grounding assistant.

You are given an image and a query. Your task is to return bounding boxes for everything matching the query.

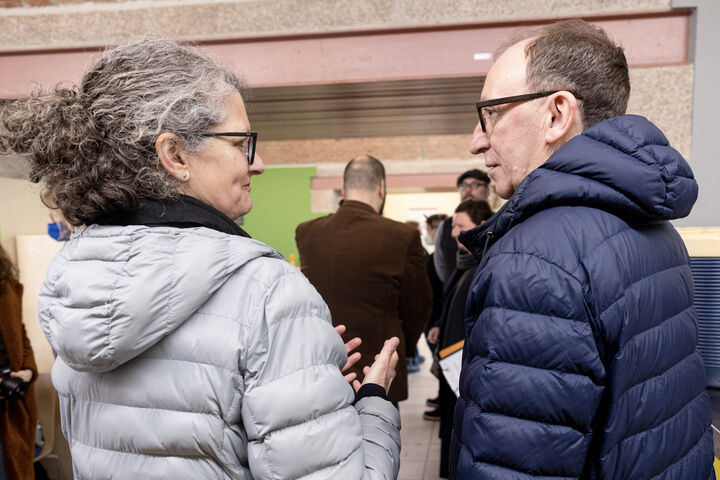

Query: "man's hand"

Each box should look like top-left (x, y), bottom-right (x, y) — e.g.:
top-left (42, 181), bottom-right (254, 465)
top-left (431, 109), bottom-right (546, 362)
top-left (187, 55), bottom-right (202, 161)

top-left (427, 326), bottom-right (440, 345)
top-left (352, 337), bottom-right (400, 394)
top-left (335, 325), bottom-right (362, 384)
top-left (10, 369), bottom-right (33, 383)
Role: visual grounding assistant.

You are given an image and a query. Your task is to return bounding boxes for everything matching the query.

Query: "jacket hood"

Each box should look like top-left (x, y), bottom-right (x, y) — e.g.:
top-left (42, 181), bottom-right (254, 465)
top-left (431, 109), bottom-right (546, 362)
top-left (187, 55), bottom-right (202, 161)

top-left (38, 224), bottom-right (281, 373)
top-left (461, 115), bottom-right (697, 255)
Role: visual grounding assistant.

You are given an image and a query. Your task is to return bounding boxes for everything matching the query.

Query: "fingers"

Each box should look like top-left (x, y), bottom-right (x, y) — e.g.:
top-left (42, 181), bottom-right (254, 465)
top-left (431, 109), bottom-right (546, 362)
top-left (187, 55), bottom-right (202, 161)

top-left (388, 352), bottom-right (399, 382)
top-left (344, 372), bottom-right (357, 384)
top-left (352, 379), bottom-right (362, 393)
top-left (343, 352), bottom-right (361, 372)
top-left (345, 337), bottom-right (362, 355)
top-left (334, 324), bottom-right (346, 336)
top-left (388, 351), bottom-right (399, 371)
top-left (379, 337), bottom-right (400, 360)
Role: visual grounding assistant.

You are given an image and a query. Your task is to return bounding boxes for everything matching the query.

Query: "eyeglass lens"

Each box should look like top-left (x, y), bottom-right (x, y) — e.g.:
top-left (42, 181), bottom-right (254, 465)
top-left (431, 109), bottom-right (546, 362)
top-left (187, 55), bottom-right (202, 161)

top-left (459, 181), bottom-right (487, 191)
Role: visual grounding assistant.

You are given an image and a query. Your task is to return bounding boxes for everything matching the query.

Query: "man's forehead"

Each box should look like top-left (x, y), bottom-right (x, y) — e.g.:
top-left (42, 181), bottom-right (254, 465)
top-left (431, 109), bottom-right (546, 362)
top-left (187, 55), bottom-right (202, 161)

top-left (481, 40), bottom-right (530, 100)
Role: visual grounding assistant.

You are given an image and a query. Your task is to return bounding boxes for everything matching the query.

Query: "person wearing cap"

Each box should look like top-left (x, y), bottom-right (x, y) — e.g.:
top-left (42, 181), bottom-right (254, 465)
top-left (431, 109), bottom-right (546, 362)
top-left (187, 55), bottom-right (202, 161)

top-left (433, 169), bottom-right (491, 283)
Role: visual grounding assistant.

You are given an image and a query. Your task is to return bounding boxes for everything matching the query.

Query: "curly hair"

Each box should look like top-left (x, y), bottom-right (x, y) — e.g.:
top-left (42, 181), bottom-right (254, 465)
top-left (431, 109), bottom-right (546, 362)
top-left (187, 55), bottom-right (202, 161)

top-left (0, 39), bottom-right (244, 226)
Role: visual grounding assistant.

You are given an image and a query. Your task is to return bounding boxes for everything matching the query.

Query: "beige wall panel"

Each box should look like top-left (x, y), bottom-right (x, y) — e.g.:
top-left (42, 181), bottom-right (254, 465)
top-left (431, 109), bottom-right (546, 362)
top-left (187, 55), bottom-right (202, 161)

top-left (259, 135), bottom-right (425, 164)
top-left (398, 0), bottom-right (672, 25)
top-left (0, 176), bottom-right (48, 263)
top-left (0, 0), bottom-right (672, 49)
top-left (627, 64), bottom-right (693, 158)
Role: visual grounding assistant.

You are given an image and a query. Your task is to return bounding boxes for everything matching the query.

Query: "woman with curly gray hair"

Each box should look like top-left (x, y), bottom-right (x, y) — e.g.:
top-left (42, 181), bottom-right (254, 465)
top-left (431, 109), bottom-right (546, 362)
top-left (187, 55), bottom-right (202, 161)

top-left (1, 39), bottom-right (401, 479)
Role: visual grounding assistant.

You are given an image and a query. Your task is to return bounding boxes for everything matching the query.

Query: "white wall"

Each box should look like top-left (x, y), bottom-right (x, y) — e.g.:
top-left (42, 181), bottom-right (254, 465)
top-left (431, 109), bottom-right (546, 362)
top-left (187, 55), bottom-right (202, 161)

top-left (0, 177), bottom-right (49, 263)
top-left (384, 191), bottom-right (461, 251)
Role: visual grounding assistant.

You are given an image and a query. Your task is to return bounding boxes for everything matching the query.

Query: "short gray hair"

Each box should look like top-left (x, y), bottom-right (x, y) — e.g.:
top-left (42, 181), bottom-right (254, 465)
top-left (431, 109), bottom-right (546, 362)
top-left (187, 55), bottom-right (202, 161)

top-left (504, 19), bottom-right (630, 129)
top-left (0, 38), bottom-right (244, 225)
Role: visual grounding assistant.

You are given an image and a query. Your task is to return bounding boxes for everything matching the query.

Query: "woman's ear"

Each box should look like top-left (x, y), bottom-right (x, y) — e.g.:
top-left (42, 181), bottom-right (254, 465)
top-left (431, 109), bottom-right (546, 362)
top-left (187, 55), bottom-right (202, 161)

top-left (156, 133), bottom-right (190, 182)
top-left (544, 92), bottom-right (583, 145)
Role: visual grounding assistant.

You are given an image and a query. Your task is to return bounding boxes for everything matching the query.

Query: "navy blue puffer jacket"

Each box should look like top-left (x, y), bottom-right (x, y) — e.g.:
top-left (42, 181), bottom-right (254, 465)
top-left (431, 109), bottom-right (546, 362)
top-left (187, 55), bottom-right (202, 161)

top-left (452, 115), bottom-right (715, 479)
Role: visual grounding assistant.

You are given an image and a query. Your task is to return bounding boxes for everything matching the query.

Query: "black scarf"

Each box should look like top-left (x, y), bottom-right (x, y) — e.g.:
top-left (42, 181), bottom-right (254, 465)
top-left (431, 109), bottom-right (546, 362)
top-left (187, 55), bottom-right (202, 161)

top-left (98, 195), bottom-right (251, 238)
top-left (455, 248), bottom-right (478, 271)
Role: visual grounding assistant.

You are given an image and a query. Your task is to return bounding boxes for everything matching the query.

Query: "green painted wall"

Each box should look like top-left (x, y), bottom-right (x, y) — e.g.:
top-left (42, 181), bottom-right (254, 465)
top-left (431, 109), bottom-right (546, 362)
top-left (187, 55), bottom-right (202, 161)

top-left (242, 166), bottom-right (329, 262)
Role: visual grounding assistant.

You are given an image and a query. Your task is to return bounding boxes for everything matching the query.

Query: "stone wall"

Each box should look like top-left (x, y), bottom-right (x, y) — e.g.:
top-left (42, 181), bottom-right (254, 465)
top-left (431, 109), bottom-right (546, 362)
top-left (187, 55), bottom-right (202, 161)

top-left (0, 0), bottom-right (672, 50)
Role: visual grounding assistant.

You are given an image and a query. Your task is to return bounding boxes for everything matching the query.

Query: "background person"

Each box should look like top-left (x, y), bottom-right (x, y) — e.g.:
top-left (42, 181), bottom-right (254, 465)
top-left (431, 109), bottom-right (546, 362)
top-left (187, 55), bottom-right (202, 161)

top-left (1, 39), bottom-right (401, 479)
top-left (452, 19), bottom-right (714, 478)
top-left (421, 213), bottom-right (448, 412)
top-left (296, 155), bottom-right (433, 405)
top-left (433, 169), bottom-right (490, 282)
top-left (0, 245), bottom-right (38, 480)
top-left (424, 200), bottom-right (492, 478)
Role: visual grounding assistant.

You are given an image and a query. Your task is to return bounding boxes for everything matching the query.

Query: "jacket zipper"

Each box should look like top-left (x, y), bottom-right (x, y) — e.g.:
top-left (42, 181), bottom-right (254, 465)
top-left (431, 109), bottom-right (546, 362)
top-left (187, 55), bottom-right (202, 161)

top-left (480, 231), bottom-right (494, 259)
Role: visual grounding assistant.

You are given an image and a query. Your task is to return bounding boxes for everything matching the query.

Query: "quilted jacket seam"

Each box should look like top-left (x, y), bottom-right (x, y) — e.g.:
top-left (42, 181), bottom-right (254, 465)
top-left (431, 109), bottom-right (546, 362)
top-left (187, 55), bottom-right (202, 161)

top-left (482, 250), bottom-right (583, 287)
top-left (606, 387), bottom-right (707, 460)
top-left (615, 311), bottom-right (695, 399)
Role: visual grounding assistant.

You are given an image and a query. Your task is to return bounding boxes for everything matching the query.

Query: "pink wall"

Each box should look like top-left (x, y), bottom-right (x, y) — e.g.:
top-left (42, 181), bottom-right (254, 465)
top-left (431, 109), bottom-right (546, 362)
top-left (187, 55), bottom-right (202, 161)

top-left (0, 10), bottom-right (689, 98)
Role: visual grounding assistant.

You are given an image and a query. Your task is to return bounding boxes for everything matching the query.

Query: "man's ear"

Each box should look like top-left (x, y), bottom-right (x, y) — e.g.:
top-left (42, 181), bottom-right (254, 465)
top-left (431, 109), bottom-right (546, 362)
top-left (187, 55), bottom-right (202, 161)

top-left (545, 92), bottom-right (582, 145)
top-left (156, 132), bottom-right (190, 182)
top-left (378, 179), bottom-right (387, 199)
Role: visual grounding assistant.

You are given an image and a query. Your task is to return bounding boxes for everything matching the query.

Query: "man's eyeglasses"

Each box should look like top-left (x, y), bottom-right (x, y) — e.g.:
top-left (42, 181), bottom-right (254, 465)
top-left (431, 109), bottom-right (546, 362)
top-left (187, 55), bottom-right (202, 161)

top-left (201, 131), bottom-right (257, 165)
top-left (458, 181), bottom-right (488, 192)
top-left (475, 90), bottom-right (582, 133)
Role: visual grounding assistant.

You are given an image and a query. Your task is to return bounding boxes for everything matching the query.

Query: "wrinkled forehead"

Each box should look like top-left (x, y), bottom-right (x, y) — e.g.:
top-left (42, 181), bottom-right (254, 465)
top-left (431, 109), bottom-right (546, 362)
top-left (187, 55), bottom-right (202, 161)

top-left (481, 40), bottom-right (531, 99)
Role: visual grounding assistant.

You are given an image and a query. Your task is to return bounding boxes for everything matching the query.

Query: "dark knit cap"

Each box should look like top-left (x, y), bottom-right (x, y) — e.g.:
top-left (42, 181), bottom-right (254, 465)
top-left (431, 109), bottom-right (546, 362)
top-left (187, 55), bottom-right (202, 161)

top-left (456, 169), bottom-right (490, 187)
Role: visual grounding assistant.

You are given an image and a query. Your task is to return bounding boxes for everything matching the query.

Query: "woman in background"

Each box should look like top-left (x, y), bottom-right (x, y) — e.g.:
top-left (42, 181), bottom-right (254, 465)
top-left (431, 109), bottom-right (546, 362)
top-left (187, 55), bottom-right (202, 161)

top-left (0, 245), bottom-right (38, 480)
top-left (1, 39), bottom-right (400, 479)
top-left (427, 199), bottom-right (493, 478)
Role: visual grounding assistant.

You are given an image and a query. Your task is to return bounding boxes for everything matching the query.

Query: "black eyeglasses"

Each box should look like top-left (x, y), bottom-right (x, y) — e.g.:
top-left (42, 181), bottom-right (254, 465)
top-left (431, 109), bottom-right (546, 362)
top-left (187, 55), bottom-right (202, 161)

top-left (201, 131), bottom-right (257, 165)
top-left (458, 181), bottom-right (488, 191)
top-left (475, 90), bottom-right (582, 133)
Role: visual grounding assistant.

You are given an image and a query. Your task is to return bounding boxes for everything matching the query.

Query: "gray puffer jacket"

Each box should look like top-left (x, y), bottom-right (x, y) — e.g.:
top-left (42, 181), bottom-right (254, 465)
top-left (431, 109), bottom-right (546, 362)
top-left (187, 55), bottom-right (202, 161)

top-left (38, 224), bottom-right (401, 479)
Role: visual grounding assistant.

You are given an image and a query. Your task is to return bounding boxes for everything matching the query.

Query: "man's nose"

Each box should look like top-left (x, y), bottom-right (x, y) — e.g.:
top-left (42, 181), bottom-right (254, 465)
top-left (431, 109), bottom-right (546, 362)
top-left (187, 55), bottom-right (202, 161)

top-left (251, 153), bottom-right (266, 175)
top-left (469, 121), bottom-right (489, 155)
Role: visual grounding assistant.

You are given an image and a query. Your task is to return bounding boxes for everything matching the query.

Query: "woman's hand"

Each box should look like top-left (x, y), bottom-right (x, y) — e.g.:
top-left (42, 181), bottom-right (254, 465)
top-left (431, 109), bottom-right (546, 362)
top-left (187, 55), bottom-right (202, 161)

top-left (9, 369), bottom-right (33, 383)
top-left (335, 325), bottom-right (362, 384)
top-left (352, 337), bottom-right (399, 394)
top-left (427, 326), bottom-right (440, 345)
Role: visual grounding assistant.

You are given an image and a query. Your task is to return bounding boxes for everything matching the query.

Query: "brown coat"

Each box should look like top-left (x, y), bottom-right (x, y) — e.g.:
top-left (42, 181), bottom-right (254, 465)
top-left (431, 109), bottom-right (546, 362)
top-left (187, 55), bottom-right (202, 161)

top-left (296, 200), bottom-right (432, 402)
top-left (0, 281), bottom-right (38, 480)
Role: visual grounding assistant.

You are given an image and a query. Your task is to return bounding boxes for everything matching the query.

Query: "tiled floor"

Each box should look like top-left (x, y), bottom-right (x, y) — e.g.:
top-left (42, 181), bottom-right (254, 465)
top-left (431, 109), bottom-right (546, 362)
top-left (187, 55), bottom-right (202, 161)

top-left (397, 340), bottom-right (444, 480)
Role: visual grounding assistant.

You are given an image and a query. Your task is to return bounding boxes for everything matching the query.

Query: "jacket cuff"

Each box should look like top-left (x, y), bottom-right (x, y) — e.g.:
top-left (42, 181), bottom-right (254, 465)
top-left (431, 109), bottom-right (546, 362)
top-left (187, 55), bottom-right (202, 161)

top-left (354, 383), bottom-right (387, 404)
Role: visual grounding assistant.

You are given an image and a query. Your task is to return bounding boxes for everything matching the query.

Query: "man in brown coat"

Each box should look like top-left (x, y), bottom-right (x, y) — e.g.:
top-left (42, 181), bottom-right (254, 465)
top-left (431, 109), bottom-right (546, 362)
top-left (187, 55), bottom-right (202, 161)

top-left (0, 246), bottom-right (38, 480)
top-left (296, 155), bottom-right (432, 403)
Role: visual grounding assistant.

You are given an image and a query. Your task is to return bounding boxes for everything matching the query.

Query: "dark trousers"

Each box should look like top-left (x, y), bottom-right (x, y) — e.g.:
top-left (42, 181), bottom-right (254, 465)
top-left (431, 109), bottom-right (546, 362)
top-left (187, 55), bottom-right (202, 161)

top-left (0, 429), bottom-right (7, 480)
top-left (439, 374), bottom-right (457, 478)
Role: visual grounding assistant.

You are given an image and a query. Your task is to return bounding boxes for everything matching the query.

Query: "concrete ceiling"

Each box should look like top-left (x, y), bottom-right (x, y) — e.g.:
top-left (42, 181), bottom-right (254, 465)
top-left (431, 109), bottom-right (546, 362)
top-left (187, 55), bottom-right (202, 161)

top-left (0, 76), bottom-right (484, 179)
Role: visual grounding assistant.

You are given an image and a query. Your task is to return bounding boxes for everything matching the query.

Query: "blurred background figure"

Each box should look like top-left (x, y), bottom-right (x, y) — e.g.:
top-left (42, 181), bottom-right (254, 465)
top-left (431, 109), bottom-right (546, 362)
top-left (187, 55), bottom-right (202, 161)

top-left (296, 155), bottom-right (432, 405)
top-left (421, 213), bottom-right (448, 405)
top-left (425, 200), bottom-right (492, 478)
top-left (0, 244), bottom-right (38, 480)
top-left (433, 169), bottom-right (490, 283)
top-left (43, 193), bottom-right (75, 242)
